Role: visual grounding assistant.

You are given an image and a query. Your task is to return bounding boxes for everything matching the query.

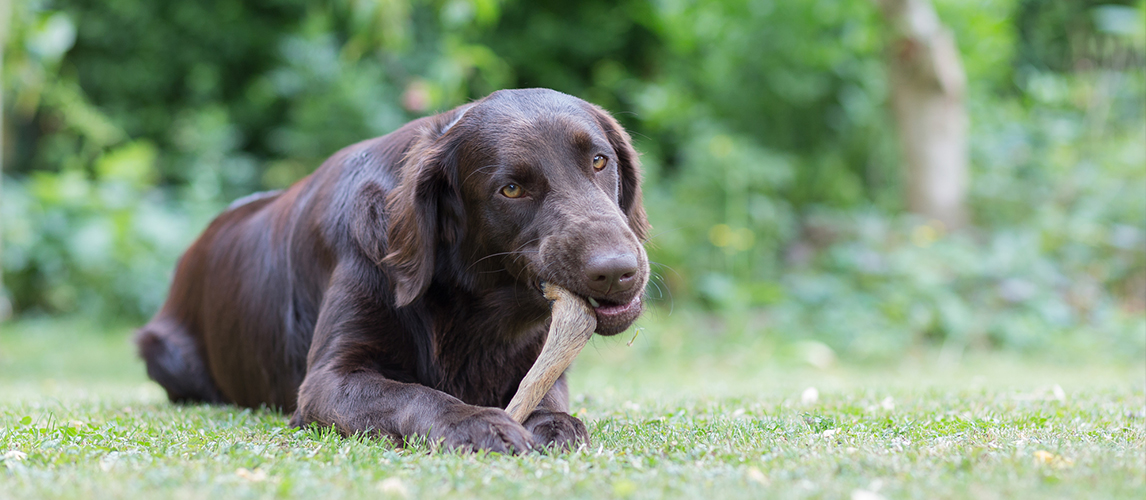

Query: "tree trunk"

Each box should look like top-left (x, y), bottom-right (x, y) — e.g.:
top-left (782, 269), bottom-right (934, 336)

top-left (0, 0), bottom-right (10, 320)
top-left (878, 0), bottom-right (969, 229)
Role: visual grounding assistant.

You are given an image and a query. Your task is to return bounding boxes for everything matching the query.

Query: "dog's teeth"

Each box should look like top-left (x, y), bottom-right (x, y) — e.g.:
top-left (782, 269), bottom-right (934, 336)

top-left (588, 297), bottom-right (600, 308)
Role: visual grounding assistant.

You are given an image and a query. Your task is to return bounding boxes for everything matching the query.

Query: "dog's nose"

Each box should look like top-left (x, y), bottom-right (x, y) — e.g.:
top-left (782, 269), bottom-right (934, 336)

top-left (584, 253), bottom-right (639, 296)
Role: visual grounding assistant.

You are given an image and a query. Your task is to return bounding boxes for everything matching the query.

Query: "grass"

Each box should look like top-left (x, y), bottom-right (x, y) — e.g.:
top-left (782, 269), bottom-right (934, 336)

top-left (1, 314), bottom-right (1144, 499)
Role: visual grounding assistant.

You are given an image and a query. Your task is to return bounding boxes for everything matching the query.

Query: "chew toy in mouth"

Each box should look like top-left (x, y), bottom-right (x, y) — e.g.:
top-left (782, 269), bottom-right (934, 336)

top-left (505, 284), bottom-right (597, 423)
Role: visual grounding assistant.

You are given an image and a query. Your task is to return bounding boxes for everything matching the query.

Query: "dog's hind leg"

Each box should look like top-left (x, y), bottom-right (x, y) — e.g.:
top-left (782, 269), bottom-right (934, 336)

top-left (135, 318), bottom-right (224, 404)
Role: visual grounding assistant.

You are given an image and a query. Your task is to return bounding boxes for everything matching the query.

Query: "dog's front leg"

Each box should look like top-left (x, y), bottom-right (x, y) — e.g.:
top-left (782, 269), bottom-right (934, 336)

top-left (290, 263), bottom-right (533, 454)
top-left (293, 366), bottom-right (533, 453)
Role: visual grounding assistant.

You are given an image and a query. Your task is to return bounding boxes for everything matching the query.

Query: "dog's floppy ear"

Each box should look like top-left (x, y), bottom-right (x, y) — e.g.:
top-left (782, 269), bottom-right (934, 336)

top-left (586, 103), bottom-right (650, 241)
top-left (380, 121), bottom-right (466, 307)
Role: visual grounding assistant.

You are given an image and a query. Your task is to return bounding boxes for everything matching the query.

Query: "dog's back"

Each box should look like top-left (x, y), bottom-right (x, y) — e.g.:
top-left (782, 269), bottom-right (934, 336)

top-left (135, 190), bottom-right (306, 409)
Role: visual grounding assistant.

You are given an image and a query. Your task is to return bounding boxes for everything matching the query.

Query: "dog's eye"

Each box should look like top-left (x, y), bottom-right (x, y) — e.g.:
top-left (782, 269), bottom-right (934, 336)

top-left (592, 155), bottom-right (608, 171)
top-left (500, 184), bottom-right (524, 198)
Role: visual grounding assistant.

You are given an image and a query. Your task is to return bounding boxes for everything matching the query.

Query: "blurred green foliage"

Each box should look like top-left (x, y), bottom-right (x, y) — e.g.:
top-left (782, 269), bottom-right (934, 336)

top-left (3, 0), bottom-right (1144, 359)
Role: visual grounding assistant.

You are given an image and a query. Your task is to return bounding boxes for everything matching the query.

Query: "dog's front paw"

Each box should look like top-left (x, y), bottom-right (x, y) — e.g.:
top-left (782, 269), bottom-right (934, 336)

top-left (523, 410), bottom-right (589, 451)
top-left (434, 407), bottom-right (534, 454)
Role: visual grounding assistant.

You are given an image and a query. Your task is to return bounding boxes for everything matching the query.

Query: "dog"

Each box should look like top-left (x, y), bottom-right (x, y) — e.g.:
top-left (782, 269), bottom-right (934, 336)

top-left (135, 88), bottom-right (650, 453)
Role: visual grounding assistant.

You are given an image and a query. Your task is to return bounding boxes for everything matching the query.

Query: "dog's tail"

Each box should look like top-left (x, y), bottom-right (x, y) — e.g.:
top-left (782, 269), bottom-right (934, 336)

top-left (135, 318), bottom-right (224, 404)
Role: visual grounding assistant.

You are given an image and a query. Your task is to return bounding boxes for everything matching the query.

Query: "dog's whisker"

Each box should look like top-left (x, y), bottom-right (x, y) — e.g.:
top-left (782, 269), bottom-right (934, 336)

top-left (643, 270), bottom-right (674, 315)
top-left (648, 261), bottom-right (685, 283)
top-left (646, 276), bottom-right (665, 299)
top-left (465, 237), bottom-right (542, 273)
top-left (462, 164), bottom-right (501, 185)
top-left (469, 249), bottom-right (537, 269)
top-left (642, 226), bottom-right (684, 244)
top-left (503, 237), bottom-right (545, 271)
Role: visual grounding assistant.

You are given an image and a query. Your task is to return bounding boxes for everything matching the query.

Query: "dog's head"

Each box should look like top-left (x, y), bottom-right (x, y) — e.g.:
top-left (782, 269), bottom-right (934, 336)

top-left (381, 88), bottom-right (650, 335)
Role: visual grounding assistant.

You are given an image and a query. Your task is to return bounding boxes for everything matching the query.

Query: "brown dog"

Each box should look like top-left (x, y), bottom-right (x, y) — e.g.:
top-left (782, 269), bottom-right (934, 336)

top-left (135, 88), bottom-right (650, 453)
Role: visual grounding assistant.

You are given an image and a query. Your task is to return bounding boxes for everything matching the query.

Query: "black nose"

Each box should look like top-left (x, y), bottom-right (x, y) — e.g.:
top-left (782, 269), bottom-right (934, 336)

top-left (584, 253), bottom-right (639, 296)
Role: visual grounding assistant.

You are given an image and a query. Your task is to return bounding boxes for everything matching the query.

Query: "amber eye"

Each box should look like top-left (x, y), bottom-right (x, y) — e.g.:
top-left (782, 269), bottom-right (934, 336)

top-left (592, 154), bottom-right (608, 171)
top-left (501, 183), bottom-right (524, 198)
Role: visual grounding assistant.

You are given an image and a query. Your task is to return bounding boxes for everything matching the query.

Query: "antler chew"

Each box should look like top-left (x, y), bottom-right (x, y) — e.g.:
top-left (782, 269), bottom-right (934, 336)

top-left (506, 283), bottom-right (597, 423)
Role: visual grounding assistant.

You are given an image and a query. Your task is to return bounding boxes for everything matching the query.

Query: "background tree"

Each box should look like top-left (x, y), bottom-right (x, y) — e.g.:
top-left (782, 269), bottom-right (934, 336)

top-left (0, 0), bottom-right (10, 320)
top-left (1, 0), bottom-right (1142, 358)
top-left (877, 0), bottom-right (968, 229)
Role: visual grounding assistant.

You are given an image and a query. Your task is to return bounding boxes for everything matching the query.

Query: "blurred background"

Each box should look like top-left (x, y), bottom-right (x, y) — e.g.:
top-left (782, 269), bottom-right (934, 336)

top-left (1, 0), bottom-right (1143, 366)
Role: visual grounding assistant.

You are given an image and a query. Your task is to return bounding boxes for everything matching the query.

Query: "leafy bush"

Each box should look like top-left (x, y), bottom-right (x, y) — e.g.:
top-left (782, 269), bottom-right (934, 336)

top-left (2, 141), bottom-right (217, 318)
top-left (2, 0), bottom-right (1143, 359)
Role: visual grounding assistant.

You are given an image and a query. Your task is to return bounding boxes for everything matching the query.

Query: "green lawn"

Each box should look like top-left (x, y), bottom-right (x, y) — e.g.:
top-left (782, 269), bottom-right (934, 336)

top-left (1, 315), bottom-right (1143, 499)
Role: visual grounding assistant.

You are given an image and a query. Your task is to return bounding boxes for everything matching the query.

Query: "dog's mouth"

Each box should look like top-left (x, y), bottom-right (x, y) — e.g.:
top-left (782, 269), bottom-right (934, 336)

top-left (533, 281), bottom-right (643, 336)
top-left (586, 294), bottom-right (642, 336)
